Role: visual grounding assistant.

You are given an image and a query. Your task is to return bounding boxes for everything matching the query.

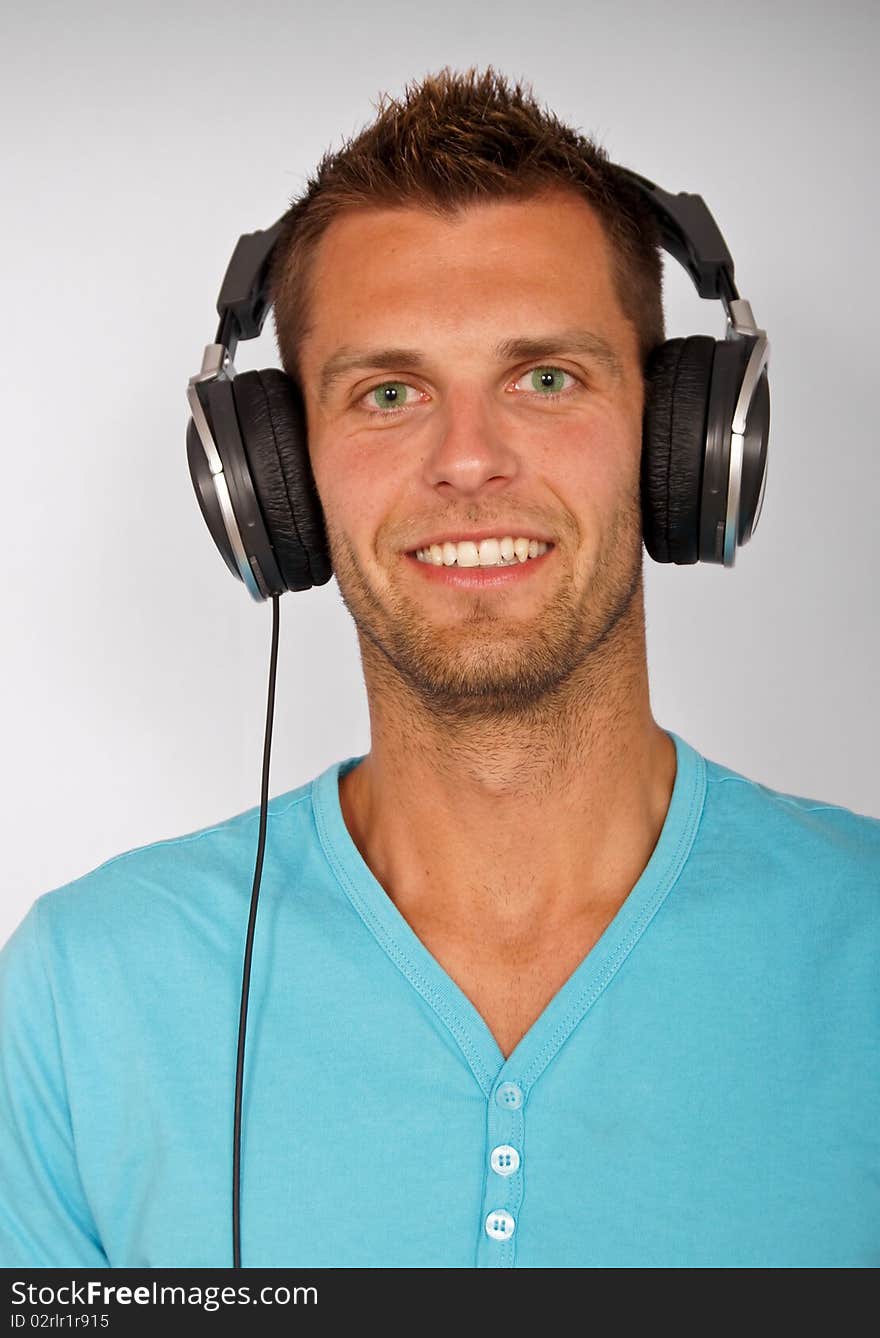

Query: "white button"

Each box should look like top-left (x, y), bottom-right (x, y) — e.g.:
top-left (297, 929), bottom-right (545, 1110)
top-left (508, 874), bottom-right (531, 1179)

top-left (490, 1144), bottom-right (521, 1176)
top-left (485, 1208), bottom-right (516, 1240)
top-left (495, 1081), bottom-right (523, 1110)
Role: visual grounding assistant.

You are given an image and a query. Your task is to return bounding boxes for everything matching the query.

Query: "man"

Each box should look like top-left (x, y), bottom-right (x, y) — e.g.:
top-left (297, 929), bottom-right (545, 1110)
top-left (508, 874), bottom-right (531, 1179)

top-left (1, 67), bottom-right (878, 1269)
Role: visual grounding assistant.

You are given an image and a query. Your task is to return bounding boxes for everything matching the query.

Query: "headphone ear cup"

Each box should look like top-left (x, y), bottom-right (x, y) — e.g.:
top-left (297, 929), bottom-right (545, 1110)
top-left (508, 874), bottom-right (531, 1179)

top-left (230, 369), bottom-right (333, 592)
top-left (194, 377), bottom-right (287, 597)
top-left (641, 336), bottom-right (715, 564)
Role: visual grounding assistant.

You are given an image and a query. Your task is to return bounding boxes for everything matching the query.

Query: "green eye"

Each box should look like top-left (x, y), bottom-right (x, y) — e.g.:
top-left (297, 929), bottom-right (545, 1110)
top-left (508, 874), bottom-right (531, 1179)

top-left (530, 367), bottom-right (568, 394)
top-left (371, 382), bottom-right (412, 409)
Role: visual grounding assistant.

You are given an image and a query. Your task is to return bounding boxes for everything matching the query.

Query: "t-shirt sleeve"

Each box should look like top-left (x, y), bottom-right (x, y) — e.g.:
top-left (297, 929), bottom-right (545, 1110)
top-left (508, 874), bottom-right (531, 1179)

top-left (0, 899), bottom-right (109, 1266)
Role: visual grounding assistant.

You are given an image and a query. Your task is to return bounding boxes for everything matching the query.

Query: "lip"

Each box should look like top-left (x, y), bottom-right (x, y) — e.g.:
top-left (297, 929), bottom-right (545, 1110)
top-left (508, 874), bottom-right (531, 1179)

top-left (404, 546), bottom-right (554, 588)
top-left (406, 530), bottom-right (555, 553)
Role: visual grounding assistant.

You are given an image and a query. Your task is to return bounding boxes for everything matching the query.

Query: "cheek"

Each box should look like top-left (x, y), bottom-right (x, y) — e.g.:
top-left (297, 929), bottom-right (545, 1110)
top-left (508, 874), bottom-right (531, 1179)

top-left (310, 433), bottom-right (394, 551)
top-left (536, 411), bottom-right (636, 517)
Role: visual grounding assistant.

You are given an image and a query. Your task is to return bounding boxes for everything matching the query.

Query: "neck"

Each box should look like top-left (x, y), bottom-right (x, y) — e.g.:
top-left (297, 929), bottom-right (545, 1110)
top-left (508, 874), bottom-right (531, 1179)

top-left (338, 594), bottom-right (677, 939)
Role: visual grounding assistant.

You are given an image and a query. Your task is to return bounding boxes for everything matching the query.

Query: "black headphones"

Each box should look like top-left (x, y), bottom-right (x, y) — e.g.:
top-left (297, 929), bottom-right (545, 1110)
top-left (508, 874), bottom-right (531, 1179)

top-left (185, 165), bottom-right (771, 598)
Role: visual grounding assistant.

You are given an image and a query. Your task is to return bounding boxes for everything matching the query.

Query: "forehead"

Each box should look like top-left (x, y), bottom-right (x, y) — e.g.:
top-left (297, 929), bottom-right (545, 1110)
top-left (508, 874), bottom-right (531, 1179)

top-left (301, 189), bottom-right (626, 349)
top-left (314, 187), bottom-right (613, 263)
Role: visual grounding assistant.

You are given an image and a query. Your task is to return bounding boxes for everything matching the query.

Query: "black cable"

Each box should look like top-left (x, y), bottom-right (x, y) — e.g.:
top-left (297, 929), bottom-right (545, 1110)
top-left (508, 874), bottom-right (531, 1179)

top-left (232, 591), bottom-right (281, 1268)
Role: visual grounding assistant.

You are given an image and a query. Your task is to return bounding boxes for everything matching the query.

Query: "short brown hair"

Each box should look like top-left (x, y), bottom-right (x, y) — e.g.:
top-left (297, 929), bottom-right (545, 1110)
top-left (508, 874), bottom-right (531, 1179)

top-left (268, 65), bottom-right (665, 389)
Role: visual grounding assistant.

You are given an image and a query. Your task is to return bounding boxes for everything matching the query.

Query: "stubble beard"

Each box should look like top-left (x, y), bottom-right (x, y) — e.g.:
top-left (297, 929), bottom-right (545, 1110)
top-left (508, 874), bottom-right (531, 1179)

top-left (323, 485), bottom-right (647, 729)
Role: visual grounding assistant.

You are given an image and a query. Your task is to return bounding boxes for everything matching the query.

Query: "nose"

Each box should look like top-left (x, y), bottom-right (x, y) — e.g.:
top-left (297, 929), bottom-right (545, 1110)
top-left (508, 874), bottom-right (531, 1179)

top-left (420, 384), bottom-right (522, 498)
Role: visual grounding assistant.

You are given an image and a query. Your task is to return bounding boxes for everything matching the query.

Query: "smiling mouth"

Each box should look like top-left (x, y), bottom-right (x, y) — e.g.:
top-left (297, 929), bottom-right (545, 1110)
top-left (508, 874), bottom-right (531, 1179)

top-left (403, 542), bottom-right (555, 590)
top-left (409, 538), bottom-right (554, 569)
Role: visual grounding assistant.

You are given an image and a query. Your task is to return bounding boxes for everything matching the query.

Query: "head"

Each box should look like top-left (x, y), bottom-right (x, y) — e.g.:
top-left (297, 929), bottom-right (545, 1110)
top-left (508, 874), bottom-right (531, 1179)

top-left (267, 67), bottom-right (667, 724)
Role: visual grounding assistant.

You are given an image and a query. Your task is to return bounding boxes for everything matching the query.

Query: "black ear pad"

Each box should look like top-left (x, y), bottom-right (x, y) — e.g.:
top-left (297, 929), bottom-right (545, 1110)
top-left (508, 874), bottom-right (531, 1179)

top-left (230, 369), bottom-right (333, 592)
top-left (641, 336), bottom-right (716, 564)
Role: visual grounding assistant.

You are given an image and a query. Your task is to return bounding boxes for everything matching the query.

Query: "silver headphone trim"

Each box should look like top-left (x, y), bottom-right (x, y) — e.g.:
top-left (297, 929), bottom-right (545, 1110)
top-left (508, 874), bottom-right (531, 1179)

top-left (751, 448), bottom-right (769, 538)
top-left (732, 338), bottom-right (770, 437)
top-left (187, 345), bottom-right (265, 603)
top-left (723, 430), bottom-right (744, 567)
top-left (720, 300), bottom-right (770, 566)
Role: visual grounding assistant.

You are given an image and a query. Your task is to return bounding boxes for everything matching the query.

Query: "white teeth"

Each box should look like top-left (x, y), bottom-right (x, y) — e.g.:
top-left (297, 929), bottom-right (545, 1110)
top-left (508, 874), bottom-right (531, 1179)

top-left (414, 536), bottom-right (550, 566)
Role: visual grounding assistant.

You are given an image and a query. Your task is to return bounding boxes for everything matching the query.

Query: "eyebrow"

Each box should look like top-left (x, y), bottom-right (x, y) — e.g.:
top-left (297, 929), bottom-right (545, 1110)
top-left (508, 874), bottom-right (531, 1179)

top-left (317, 328), bottom-right (624, 403)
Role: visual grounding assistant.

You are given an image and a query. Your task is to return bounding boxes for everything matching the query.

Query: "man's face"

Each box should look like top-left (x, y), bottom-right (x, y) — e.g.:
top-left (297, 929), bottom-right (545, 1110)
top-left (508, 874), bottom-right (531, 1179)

top-left (296, 188), bottom-right (647, 719)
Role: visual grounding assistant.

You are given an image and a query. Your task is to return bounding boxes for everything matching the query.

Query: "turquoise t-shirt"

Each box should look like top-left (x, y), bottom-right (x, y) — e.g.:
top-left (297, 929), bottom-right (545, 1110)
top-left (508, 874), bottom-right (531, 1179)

top-left (1, 730), bottom-right (878, 1268)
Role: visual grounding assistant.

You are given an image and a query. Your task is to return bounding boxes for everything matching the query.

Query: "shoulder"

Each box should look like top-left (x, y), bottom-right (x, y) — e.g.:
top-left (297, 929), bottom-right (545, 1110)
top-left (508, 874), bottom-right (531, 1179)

top-left (4, 776), bottom-right (321, 975)
top-left (703, 750), bottom-right (879, 849)
top-left (692, 745), bottom-right (880, 910)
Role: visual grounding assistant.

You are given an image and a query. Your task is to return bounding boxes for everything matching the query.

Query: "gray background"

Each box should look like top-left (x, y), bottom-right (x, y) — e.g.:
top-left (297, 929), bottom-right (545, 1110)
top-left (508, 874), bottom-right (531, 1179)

top-left (2, 0), bottom-right (878, 948)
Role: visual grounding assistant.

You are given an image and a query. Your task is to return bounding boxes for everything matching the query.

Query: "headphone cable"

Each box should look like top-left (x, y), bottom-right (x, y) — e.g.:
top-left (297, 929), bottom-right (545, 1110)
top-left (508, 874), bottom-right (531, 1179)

top-left (232, 590), bottom-right (281, 1268)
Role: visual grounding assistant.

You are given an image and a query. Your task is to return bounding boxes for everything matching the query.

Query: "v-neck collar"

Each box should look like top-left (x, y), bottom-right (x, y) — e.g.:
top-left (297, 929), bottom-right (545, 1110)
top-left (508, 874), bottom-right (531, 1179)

top-left (310, 729), bottom-right (706, 1098)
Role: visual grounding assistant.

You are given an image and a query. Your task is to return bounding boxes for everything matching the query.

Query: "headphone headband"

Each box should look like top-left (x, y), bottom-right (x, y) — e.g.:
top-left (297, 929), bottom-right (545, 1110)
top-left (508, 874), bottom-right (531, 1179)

top-left (207, 165), bottom-right (756, 362)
